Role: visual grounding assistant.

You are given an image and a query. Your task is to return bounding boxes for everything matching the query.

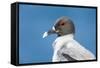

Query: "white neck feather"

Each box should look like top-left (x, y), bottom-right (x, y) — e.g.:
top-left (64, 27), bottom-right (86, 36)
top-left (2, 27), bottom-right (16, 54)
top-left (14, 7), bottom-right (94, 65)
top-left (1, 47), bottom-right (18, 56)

top-left (52, 34), bottom-right (74, 49)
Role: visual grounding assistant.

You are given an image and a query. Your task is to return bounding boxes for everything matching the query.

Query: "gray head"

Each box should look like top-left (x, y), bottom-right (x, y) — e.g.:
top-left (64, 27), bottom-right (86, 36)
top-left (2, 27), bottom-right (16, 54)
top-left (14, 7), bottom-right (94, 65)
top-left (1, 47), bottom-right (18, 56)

top-left (43, 16), bottom-right (75, 38)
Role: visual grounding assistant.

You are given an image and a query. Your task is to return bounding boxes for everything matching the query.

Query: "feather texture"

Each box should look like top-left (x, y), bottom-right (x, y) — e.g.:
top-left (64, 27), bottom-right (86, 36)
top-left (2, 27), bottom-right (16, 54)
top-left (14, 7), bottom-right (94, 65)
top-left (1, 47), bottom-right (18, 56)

top-left (52, 34), bottom-right (95, 62)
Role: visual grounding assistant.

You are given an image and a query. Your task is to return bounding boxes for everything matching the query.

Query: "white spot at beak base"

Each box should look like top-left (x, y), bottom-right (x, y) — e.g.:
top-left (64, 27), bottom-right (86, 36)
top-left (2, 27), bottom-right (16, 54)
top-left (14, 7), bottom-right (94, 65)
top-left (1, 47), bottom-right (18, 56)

top-left (52, 26), bottom-right (55, 31)
top-left (43, 32), bottom-right (48, 38)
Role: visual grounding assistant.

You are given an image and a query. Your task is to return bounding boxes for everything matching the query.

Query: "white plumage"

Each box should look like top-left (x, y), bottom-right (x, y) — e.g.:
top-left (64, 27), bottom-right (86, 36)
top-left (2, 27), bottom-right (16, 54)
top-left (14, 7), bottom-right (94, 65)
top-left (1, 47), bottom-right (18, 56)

top-left (52, 34), bottom-right (95, 62)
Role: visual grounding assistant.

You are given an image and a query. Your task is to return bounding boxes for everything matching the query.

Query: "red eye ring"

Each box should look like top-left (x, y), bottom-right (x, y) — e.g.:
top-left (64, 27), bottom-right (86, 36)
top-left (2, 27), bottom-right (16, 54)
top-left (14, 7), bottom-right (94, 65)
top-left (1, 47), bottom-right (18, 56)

top-left (60, 22), bottom-right (65, 26)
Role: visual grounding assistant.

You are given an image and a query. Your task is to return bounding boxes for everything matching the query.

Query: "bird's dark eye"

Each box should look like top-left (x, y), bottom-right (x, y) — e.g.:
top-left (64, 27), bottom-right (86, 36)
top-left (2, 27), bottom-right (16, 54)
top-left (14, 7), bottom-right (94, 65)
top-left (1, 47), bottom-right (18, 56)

top-left (60, 22), bottom-right (65, 26)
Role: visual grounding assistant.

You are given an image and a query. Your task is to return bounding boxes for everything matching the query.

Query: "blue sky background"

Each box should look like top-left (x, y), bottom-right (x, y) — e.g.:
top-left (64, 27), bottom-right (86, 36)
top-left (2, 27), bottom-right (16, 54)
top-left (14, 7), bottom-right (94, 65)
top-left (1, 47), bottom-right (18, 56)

top-left (19, 4), bottom-right (96, 64)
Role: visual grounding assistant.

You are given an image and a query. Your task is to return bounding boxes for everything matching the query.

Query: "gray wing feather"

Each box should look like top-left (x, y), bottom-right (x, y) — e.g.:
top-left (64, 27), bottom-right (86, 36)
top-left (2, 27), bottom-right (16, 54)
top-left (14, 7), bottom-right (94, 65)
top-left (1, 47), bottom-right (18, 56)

top-left (60, 40), bottom-right (95, 60)
top-left (62, 53), bottom-right (77, 61)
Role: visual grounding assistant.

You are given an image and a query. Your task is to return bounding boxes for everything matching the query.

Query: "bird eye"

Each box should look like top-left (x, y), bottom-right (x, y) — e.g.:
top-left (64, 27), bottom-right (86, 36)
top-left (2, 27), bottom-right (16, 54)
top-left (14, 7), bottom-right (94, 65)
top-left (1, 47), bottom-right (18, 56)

top-left (60, 22), bottom-right (65, 26)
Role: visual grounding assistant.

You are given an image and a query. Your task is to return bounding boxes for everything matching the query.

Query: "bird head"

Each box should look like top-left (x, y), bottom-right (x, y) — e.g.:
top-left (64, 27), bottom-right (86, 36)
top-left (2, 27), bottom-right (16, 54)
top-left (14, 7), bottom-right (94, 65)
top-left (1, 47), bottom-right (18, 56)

top-left (43, 16), bottom-right (75, 38)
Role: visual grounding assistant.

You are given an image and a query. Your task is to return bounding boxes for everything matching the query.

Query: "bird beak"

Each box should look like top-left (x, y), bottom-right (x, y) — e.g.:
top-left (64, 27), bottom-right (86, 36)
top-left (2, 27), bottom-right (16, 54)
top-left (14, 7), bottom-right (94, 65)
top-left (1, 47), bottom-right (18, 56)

top-left (43, 26), bottom-right (56, 38)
